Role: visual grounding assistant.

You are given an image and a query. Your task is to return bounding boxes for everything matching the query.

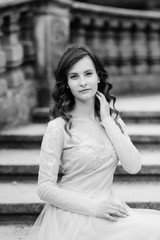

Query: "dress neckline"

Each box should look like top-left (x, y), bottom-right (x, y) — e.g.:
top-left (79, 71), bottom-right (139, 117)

top-left (72, 115), bottom-right (100, 121)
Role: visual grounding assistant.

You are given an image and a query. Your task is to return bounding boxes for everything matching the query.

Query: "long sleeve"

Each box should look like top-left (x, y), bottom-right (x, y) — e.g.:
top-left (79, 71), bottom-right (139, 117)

top-left (37, 119), bottom-right (99, 216)
top-left (101, 116), bottom-right (141, 174)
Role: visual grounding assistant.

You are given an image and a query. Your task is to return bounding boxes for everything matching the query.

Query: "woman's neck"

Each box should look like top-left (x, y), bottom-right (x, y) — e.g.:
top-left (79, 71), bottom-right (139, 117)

top-left (71, 99), bottom-right (96, 119)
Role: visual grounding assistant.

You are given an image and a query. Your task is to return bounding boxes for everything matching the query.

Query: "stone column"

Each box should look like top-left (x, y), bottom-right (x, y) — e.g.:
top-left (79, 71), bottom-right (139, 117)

top-left (118, 21), bottom-right (133, 75)
top-left (0, 18), bottom-right (6, 73)
top-left (2, 13), bottom-right (24, 67)
top-left (132, 21), bottom-right (148, 74)
top-left (34, 0), bottom-right (72, 107)
top-left (148, 22), bottom-right (160, 73)
top-left (104, 20), bottom-right (119, 75)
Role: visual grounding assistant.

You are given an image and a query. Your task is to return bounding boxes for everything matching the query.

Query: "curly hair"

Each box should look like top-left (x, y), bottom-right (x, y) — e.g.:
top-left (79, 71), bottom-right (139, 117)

top-left (50, 45), bottom-right (121, 133)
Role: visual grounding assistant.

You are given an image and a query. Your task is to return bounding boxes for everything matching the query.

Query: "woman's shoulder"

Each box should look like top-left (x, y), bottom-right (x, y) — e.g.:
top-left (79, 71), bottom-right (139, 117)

top-left (47, 116), bottom-right (66, 129)
top-left (42, 117), bottom-right (66, 144)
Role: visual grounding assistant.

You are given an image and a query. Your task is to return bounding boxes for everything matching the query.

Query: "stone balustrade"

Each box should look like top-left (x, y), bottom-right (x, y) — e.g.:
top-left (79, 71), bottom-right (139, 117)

top-left (71, 2), bottom-right (160, 94)
top-left (0, 0), bottom-right (37, 129)
top-left (1, 0), bottom-right (160, 129)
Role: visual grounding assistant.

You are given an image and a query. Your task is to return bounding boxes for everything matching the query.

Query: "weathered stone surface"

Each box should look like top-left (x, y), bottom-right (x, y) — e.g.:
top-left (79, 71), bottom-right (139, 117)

top-left (5, 69), bottom-right (25, 88)
top-left (0, 66), bottom-right (37, 129)
top-left (111, 74), bottom-right (160, 95)
top-left (0, 50), bottom-right (6, 72)
top-left (0, 224), bottom-right (32, 240)
top-left (23, 81), bottom-right (37, 109)
top-left (4, 43), bottom-right (24, 67)
top-left (0, 91), bottom-right (18, 128)
top-left (0, 78), bottom-right (7, 96)
top-left (0, 79), bottom-right (37, 129)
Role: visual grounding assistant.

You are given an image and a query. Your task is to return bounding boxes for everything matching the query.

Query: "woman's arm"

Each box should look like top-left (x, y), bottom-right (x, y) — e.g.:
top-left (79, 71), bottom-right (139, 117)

top-left (101, 116), bottom-right (141, 174)
top-left (37, 119), bottom-right (98, 216)
top-left (96, 91), bottom-right (141, 174)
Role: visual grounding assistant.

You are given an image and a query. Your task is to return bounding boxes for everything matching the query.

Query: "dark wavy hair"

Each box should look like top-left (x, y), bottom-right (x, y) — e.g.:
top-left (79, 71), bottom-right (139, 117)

top-left (50, 45), bottom-right (121, 132)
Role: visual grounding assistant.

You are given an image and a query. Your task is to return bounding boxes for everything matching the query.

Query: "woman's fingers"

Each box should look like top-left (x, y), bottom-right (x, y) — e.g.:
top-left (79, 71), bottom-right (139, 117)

top-left (104, 214), bottom-right (118, 222)
top-left (96, 91), bottom-right (105, 103)
top-left (109, 210), bottom-right (128, 218)
top-left (96, 200), bottom-right (129, 222)
top-left (111, 204), bottom-right (129, 216)
top-left (96, 92), bottom-right (110, 107)
top-left (97, 91), bottom-right (107, 100)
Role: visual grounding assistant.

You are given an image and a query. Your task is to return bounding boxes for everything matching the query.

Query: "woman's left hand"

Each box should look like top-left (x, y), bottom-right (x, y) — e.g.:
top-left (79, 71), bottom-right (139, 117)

top-left (96, 91), bottom-right (110, 121)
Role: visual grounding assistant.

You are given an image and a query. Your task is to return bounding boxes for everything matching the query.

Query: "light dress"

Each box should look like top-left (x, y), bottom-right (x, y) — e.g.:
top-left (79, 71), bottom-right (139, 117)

top-left (26, 116), bottom-right (160, 240)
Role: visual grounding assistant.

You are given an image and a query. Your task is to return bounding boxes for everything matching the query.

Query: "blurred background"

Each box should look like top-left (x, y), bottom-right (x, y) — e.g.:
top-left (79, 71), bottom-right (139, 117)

top-left (0, 0), bottom-right (160, 239)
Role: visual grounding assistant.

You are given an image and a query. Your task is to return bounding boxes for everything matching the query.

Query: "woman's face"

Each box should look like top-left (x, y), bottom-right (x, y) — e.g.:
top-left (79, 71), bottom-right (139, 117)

top-left (67, 56), bottom-right (99, 103)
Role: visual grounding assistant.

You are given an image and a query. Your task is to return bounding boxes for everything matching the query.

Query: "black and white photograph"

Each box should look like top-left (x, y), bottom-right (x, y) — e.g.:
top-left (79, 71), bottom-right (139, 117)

top-left (0, 0), bottom-right (160, 239)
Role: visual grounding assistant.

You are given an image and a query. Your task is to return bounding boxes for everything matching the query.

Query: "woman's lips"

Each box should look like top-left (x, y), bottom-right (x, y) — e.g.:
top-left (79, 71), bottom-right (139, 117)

top-left (79, 89), bottom-right (91, 92)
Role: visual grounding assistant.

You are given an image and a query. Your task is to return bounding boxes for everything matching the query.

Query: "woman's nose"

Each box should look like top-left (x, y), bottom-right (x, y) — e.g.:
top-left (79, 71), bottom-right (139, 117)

top-left (80, 76), bottom-right (87, 87)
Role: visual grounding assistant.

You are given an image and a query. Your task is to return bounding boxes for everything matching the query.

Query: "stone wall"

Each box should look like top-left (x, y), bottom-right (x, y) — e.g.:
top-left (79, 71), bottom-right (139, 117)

top-left (0, 67), bottom-right (37, 129)
top-left (0, 0), bottom-right (72, 129)
top-left (0, 0), bottom-right (37, 130)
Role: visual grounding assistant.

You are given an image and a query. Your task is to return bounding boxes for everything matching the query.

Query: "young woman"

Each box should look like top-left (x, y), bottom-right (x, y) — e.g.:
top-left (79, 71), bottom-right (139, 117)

top-left (27, 46), bottom-right (160, 240)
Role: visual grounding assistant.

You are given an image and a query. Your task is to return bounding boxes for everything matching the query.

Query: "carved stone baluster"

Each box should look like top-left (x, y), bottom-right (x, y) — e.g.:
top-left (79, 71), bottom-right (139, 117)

top-left (118, 21), bottom-right (133, 75)
top-left (0, 17), bottom-right (6, 73)
top-left (132, 21), bottom-right (148, 74)
top-left (0, 17), bottom-right (8, 127)
top-left (148, 22), bottom-right (160, 73)
top-left (2, 13), bottom-right (24, 67)
top-left (70, 17), bottom-right (79, 44)
top-left (103, 20), bottom-right (119, 75)
top-left (74, 23), bottom-right (86, 46)
top-left (19, 11), bottom-right (35, 61)
top-left (86, 18), bottom-right (104, 57)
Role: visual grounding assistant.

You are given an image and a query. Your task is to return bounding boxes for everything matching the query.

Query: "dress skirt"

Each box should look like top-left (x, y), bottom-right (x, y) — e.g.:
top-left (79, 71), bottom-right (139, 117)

top-left (26, 203), bottom-right (160, 240)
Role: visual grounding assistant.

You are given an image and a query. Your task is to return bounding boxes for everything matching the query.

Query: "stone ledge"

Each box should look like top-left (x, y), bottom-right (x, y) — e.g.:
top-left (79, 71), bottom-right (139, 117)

top-left (32, 108), bottom-right (160, 124)
top-left (1, 181), bottom-right (160, 207)
top-left (0, 148), bottom-right (160, 179)
top-left (1, 123), bottom-right (160, 148)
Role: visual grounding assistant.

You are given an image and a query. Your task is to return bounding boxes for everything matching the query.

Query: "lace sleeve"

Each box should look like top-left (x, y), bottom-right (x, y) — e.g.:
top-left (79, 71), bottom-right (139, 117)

top-left (101, 116), bottom-right (141, 174)
top-left (115, 117), bottom-right (130, 138)
top-left (38, 119), bottom-right (99, 216)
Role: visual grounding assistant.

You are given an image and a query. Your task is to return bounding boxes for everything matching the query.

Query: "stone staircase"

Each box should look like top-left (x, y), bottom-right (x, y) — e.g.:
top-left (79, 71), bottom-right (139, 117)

top-left (0, 94), bottom-right (160, 240)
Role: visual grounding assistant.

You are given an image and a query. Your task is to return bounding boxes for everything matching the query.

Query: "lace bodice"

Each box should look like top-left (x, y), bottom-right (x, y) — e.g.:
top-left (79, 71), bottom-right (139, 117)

top-left (37, 116), bottom-right (141, 217)
top-left (69, 127), bottom-right (118, 173)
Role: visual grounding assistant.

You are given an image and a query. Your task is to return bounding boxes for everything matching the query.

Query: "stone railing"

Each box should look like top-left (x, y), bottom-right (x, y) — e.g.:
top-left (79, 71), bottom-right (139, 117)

top-left (0, 0), bottom-right (72, 129)
top-left (0, 0), bottom-right (36, 129)
top-left (70, 2), bottom-right (160, 94)
top-left (1, 0), bottom-right (160, 129)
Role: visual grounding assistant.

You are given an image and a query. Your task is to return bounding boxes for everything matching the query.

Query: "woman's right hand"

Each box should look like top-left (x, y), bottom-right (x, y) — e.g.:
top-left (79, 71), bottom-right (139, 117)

top-left (95, 200), bottom-right (130, 222)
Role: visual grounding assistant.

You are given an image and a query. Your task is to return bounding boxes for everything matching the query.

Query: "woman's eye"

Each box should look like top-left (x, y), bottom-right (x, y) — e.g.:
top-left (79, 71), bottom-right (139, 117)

top-left (86, 72), bottom-right (92, 76)
top-left (70, 75), bottom-right (78, 79)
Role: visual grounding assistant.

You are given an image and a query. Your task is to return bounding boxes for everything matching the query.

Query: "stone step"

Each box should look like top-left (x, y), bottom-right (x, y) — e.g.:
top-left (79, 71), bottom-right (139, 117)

top-left (1, 180), bottom-right (160, 223)
top-left (0, 124), bottom-right (46, 149)
top-left (0, 149), bottom-right (39, 180)
top-left (32, 108), bottom-right (160, 124)
top-left (0, 123), bottom-right (160, 148)
top-left (0, 224), bottom-right (32, 240)
top-left (116, 94), bottom-right (160, 123)
top-left (122, 111), bottom-right (160, 124)
top-left (0, 148), bottom-right (160, 180)
top-left (32, 94), bottom-right (160, 123)
top-left (116, 94), bottom-right (160, 112)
